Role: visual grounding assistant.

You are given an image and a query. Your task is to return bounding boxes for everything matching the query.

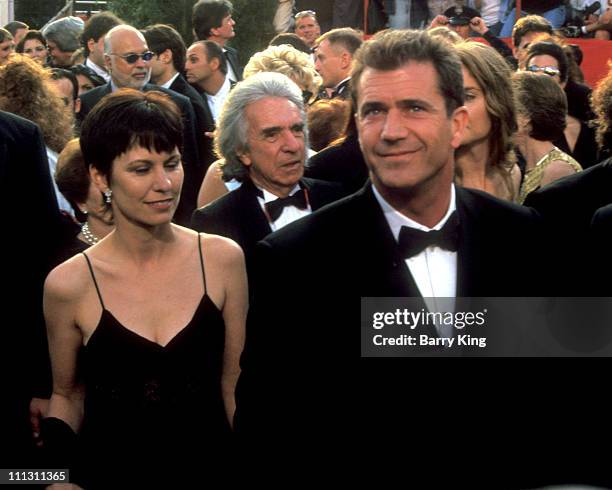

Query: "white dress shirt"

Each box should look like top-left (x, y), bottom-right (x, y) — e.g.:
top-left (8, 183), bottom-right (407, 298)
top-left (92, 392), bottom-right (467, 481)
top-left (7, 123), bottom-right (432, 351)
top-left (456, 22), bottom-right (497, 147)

top-left (373, 184), bottom-right (458, 337)
top-left (255, 183), bottom-right (311, 232)
top-left (46, 147), bottom-right (74, 216)
top-left (85, 57), bottom-right (110, 82)
top-left (206, 76), bottom-right (231, 123)
top-left (160, 72), bottom-right (180, 90)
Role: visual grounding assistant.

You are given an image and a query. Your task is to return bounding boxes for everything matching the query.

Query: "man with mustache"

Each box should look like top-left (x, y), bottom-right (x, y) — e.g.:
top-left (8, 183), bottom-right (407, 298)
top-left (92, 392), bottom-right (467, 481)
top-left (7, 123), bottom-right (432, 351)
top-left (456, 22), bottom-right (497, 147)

top-left (77, 25), bottom-right (202, 226)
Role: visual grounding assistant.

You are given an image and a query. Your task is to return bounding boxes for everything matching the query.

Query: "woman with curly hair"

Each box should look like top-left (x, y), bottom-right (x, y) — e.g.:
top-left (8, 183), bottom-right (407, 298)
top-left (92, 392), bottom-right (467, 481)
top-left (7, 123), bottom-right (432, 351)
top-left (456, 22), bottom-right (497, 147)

top-left (591, 64), bottom-right (612, 162)
top-left (0, 54), bottom-right (75, 213)
top-left (454, 41), bottom-right (521, 202)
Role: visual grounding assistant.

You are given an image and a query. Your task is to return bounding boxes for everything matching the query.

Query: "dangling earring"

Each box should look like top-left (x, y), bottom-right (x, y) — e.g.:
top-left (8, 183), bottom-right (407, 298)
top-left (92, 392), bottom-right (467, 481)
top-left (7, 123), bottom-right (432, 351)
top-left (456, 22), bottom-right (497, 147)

top-left (104, 189), bottom-right (112, 204)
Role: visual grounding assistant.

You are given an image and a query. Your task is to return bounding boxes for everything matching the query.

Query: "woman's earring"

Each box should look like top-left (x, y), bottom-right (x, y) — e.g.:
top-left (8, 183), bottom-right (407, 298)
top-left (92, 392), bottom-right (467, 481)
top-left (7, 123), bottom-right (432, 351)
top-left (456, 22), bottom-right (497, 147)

top-left (104, 189), bottom-right (112, 204)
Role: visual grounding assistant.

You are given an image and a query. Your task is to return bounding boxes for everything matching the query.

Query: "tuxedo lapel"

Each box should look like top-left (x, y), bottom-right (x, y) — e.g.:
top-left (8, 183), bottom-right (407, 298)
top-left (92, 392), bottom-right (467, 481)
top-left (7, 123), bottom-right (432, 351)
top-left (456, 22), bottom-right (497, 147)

top-left (236, 179), bottom-right (273, 244)
top-left (455, 188), bottom-right (480, 298)
top-left (356, 185), bottom-right (422, 298)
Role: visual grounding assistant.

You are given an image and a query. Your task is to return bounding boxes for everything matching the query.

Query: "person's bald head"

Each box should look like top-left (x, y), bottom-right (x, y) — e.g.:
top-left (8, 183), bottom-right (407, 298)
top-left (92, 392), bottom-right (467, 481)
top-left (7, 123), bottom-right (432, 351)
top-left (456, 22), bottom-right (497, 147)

top-left (103, 25), bottom-right (152, 89)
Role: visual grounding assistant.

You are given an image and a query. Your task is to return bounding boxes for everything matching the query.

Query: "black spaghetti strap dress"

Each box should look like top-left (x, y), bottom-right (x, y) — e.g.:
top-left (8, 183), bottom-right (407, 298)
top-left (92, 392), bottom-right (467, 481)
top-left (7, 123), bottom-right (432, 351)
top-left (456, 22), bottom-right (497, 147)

top-left (76, 235), bottom-right (231, 487)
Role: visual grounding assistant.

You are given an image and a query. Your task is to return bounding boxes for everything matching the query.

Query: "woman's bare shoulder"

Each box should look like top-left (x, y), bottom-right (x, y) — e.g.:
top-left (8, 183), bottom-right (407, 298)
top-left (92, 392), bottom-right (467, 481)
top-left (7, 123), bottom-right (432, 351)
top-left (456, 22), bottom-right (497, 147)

top-left (44, 253), bottom-right (92, 303)
top-left (198, 231), bottom-right (245, 265)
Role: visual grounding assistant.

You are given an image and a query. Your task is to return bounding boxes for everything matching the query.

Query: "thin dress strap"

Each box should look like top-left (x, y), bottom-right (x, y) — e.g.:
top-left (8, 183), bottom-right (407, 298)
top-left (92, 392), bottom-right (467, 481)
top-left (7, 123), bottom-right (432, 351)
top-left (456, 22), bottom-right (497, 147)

top-left (198, 233), bottom-right (208, 294)
top-left (82, 252), bottom-right (106, 310)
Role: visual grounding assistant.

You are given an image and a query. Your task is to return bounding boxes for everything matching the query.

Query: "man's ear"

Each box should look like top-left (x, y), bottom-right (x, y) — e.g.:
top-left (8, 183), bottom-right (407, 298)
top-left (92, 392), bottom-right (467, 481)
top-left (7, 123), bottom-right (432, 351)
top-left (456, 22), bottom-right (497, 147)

top-left (450, 105), bottom-right (469, 149)
top-left (210, 56), bottom-right (220, 72)
top-left (159, 48), bottom-right (172, 64)
top-left (103, 53), bottom-right (112, 73)
top-left (236, 148), bottom-right (252, 167)
top-left (340, 51), bottom-right (352, 70)
top-left (87, 38), bottom-right (96, 54)
top-left (74, 97), bottom-right (81, 114)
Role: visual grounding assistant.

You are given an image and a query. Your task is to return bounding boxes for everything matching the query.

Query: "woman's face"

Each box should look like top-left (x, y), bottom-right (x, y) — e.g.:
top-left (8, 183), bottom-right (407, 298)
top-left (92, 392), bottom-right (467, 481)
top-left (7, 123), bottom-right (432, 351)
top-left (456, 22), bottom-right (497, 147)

top-left (460, 66), bottom-right (492, 147)
top-left (95, 145), bottom-right (183, 227)
top-left (23, 39), bottom-right (47, 65)
top-left (75, 73), bottom-right (96, 96)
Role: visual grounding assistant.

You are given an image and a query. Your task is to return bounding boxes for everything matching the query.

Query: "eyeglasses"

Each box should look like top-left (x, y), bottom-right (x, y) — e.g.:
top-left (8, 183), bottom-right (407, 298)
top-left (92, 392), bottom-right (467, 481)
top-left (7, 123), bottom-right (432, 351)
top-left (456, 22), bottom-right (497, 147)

top-left (526, 65), bottom-right (561, 77)
top-left (108, 51), bottom-right (155, 64)
top-left (295, 10), bottom-right (316, 19)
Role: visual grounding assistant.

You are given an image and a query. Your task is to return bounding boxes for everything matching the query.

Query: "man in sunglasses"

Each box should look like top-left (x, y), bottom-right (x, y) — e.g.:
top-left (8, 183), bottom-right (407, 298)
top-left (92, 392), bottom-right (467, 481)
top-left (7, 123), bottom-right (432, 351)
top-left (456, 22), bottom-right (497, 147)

top-left (77, 25), bottom-right (203, 226)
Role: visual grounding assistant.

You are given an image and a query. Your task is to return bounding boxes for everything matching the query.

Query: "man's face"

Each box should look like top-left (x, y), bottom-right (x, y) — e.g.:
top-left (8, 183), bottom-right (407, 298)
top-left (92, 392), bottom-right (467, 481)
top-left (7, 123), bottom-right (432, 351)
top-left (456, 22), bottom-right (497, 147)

top-left (148, 50), bottom-right (168, 84)
top-left (513, 31), bottom-right (543, 67)
top-left (46, 40), bottom-right (72, 67)
top-left (50, 77), bottom-right (78, 115)
top-left (450, 22), bottom-right (470, 39)
top-left (314, 39), bottom-right (347, 88)
top-left (239, 96), bottom-right (306, 196)
top-left (526, 54), bottom-right (563, 86)
top-left (211, 14), bottom-right (235, 41)
top-left (87, 36), bottom-right (106, 67)
top-left (0, 39), bottom-right (14, 65)
top-left (355, 62), bottom-right (466, 206)
top-left (295, 15), bottom-right (320, 47)
top-left (105, 29), bottom-right (151, 89)
top-left (185, 43), bottom-right (212, 87)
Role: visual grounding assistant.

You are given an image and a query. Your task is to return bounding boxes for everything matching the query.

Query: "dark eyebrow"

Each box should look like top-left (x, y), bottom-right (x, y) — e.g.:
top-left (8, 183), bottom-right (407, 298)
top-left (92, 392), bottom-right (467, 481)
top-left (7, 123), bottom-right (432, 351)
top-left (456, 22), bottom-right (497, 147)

top-left (360, 101), bottom-right (386, 114)
top-left (261, 126), bottom-right (283, 137)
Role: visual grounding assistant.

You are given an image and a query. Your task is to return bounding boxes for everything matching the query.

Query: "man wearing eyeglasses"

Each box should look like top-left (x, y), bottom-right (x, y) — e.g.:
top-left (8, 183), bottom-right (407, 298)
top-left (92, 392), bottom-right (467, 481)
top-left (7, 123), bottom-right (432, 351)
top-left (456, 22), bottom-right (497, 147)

top-left (77, 25), bottom-right (203, 226)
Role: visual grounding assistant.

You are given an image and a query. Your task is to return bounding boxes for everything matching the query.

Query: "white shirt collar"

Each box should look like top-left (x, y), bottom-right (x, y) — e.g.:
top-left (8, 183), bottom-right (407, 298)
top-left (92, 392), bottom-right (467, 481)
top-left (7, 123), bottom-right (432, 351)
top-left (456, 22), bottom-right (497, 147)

top-left (372, 184), bottom-right (457, 241)
top-left (208, 74), bottom-right (231, 98)
top-left (334, 77), bottom-right (351, 91)
top-left (256, 183), bottom-right (302, 204)
top-left (160, 72), bottom-right (180, 90)
top-left (85, 57), bottom-right (110, 82)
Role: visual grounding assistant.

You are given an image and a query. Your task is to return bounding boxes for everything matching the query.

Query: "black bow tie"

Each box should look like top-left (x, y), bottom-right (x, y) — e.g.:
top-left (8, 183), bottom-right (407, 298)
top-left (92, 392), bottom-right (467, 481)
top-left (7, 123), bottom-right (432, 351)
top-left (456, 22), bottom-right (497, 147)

top-left (397, 212), bottom-right (460, 259)
top-left (264, 189), bottom-right (308, 221)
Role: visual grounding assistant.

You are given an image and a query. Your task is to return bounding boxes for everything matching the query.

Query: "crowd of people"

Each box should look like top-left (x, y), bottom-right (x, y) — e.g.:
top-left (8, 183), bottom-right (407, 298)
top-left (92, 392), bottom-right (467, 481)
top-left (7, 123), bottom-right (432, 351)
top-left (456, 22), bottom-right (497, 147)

top-left (1, 0), bottom-right (612, 487)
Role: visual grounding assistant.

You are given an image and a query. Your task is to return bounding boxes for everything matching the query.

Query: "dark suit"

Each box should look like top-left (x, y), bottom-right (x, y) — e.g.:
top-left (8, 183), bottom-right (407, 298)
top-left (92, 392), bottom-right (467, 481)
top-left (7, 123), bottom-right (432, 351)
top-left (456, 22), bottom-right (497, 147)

top-left (224, 46), bottom-right (242, 82)
top-left (1, 112), bottom-right (65, 464)
top-left (169, 74), bottom-right (216, 169)
top-left (190, 177), bottom-right (345, 284)
top-left (234, 184), bottom-right (552, 481)
top-left (78, 82), bottom-right (202, 226)
top-left (525, 157), bottom-right (612, 295)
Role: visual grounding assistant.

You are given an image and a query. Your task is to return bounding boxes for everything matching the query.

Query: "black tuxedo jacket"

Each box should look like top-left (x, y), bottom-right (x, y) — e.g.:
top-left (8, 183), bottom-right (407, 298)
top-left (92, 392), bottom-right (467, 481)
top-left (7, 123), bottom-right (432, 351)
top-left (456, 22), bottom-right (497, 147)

top-left (190, 177), bottom-right (345, 281)
top-left (1, 112), bottom-right (66, 462)
top-left (224, 46), bottom-right (242, 82)
top-left (78, 82), bottom-right (201, 226)
top-left (525, 157), bottom-right (612, 294)
top-left (169, 74), bottom-right (216, 167)
top-left (234, 184), bottom-right (549, 455)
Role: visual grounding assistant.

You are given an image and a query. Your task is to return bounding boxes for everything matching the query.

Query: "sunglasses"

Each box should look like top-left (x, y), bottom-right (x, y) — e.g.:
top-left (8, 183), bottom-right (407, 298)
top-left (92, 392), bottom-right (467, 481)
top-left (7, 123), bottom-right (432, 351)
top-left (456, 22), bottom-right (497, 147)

top-left (109, 51), bottom-right (155, 64)
top-left (295, 10), bottom-right (316, 19)
top-left (526, 65), bottom-right (561, 77)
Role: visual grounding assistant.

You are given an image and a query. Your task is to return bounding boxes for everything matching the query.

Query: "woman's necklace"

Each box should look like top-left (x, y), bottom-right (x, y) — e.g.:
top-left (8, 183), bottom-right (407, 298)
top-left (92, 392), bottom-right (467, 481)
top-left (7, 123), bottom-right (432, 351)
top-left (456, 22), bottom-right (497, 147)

top-left (81, 222), bottom-right (99, 246)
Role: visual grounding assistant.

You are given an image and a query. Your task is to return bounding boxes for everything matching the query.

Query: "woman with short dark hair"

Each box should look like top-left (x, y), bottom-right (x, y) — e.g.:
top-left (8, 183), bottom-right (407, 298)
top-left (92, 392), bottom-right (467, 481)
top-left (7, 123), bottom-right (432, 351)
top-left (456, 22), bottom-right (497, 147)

top-left (42, 88), bottom-right (247, 487)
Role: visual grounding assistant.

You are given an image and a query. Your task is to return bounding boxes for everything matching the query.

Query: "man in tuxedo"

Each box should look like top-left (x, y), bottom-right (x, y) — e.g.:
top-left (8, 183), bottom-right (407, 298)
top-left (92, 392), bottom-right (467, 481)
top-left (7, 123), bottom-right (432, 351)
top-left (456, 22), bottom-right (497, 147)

top-left (314, 28), bottom-right (362, 100)
top-left (192, 0), bottom-right (242, 82)
top-left (81, 11), bottom-right (123, 83)
top-left (0, 112), bottom-right (66, 464)
top-left (143, 24), bottom-right (216, 170)
top-left (185, 40), bottom-right (233, 125)
top-left (190, 72), bottom-right (344, 283)
top-left (77, 25), bottom-right (201, 226)
top-left (233, 30), bottom-right (552, 479)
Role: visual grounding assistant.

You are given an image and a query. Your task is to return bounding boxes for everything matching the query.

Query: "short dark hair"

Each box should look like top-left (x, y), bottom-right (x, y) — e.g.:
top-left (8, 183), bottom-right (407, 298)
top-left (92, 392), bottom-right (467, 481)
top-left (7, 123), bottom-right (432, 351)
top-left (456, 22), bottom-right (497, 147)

top-left (50, 68), bottom-right (79, 101)
top-left (0, 27), bottom-right (13, 43)
top-left (15, 30), bottom-right (46, 53)
top-left (513, 71), bottom-right (567, 142)
top-left (194, 40), bottom-right (227, 75)
top-left (525, 41), bottom-right (569, 84)
top-left (3, 21), bottom-right (28, 37)
top-left (142, 24), bottom-right (186, 74)
top-left (269, 33), bottom-right (311, 55)
top-left (192, 0), bottom-right (233, 41)
top-left (80, 89), bottom-right (184, 180)
top-left (69, 63), bottom-right (106, 88)
top-left (316, 28), bottom-right (363, 55)
top-left (512, 15), bottom-right (552, 49)
top-left (351, 29), bottom-right (464, 117)
top-left (81, 11), bottom-right (122, 57)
